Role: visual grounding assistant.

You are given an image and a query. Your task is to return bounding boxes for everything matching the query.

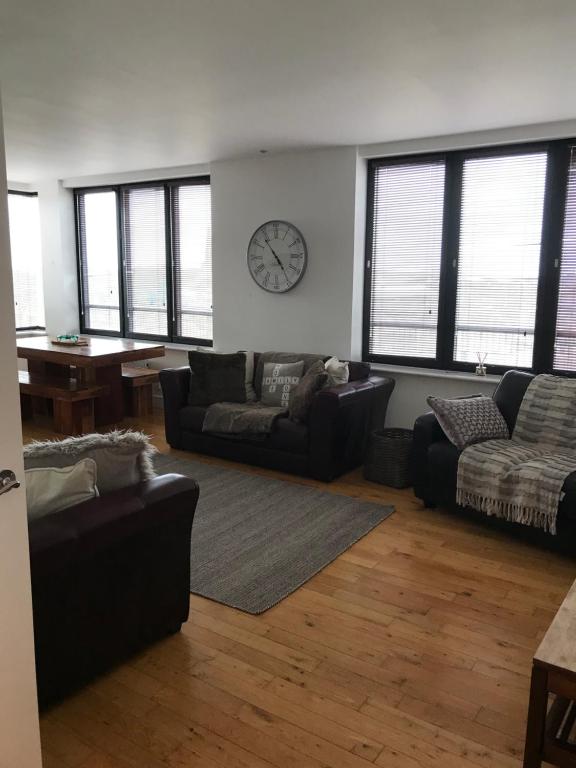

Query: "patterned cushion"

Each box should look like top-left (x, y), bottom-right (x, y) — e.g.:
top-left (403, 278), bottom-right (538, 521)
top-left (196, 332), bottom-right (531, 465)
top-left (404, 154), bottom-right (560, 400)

top-left (427, 395), bottom-right (509, 451)
top-left (261, 361), bottom-right (304, 408)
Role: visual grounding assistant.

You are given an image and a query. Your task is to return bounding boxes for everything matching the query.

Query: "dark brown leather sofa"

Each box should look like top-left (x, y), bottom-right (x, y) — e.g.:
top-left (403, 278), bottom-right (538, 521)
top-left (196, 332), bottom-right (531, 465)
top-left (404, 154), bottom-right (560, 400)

top-left (160, 354), bottom-right (395, 481)
top-left (28, 473), bottom-right (199, 707)
top-left (412, 369), bottom-right (576, 550)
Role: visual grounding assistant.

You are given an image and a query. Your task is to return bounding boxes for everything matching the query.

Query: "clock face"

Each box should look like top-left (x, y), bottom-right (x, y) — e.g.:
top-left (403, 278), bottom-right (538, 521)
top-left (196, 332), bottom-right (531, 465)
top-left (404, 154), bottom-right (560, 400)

top-left (247, 220), bottom-right (307, 293)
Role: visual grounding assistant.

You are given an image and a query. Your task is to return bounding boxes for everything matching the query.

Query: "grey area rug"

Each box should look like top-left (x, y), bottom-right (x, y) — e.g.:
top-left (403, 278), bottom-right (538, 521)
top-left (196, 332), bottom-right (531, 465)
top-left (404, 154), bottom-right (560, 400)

top-left (154, 453), bottom-right (394, 614)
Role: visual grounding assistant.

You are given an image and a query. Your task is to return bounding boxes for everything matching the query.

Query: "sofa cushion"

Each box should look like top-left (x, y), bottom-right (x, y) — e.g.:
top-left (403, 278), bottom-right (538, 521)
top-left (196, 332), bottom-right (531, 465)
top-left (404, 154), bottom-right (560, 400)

top-left (289, 360), bottom-right (327, 423)
top-left (427, 394), bottom-right (509, 451)
top-left (179, 405), bottom-right (208, 433)
top-left (324, 357), bottom-right (349, 386)
top-left (261, 361), bottom-right (304, 407)
top-left (25, 458), bottom-right (99, 521)
top-left (188, 351), bottom-right (246, 406)
top-left (259, 418), bottom-right (308, 454)
top-left (348, 361), bottom-right (371, 381)
top-left (23, 431), bottom-right (156, 495)
top-left (255, 352), bottom-right (327, 398)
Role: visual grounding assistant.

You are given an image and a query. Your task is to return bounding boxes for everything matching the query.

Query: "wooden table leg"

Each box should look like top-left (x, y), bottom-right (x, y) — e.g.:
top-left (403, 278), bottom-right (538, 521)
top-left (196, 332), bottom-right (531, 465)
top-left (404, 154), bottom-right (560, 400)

top-left (523, 664), bottom-right (548, 768)
top-left (87, 364), bottom-right (124, 426)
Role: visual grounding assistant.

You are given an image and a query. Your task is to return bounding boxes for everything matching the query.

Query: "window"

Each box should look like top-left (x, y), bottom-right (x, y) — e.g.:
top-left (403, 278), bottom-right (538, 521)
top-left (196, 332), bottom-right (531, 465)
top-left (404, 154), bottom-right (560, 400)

top-left (7, 192), bottom-right (45, 330)
top-left (75, 177), bottom-right (212, 345)
top-left (454, 152), bottom-right (547, 368)
top-left (364, 140), bottom-right (576, 374)
top-left (172, 183), bottom-right (213, 342)
top-left (554, 147), bottom-right (576, 372)
top-left (122, 186), bottom-right (168, 338)
top-left (77, 190), bottom-right (120, 332)
top-left (367, 159), bottom-right (445, 361)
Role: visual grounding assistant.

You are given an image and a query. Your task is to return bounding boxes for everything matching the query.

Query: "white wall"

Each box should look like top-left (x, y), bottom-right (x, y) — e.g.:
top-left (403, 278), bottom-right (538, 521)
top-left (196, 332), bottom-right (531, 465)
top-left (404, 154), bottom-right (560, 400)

top-left (211, 147), bottom-right (361, 356)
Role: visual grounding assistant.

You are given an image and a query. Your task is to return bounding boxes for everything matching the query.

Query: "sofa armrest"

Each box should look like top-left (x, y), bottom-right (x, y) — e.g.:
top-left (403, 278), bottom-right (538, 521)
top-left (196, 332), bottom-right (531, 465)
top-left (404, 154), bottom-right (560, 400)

top-left (308, 375), bottom-right (395, 481)
top-left (160, 367), bottom-right (191, 448)
top-left (29, 474), bottom-right (199, 571)
top-left (412, 411), bottom-right (448, 503)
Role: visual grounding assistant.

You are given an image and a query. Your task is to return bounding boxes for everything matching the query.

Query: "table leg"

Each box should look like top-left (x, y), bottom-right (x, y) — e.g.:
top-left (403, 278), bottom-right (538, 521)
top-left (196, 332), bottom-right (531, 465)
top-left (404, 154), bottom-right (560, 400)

top-left (523, 665), bottom-right (548, 768)
top-left (91, 364), bottom-right (124, 426)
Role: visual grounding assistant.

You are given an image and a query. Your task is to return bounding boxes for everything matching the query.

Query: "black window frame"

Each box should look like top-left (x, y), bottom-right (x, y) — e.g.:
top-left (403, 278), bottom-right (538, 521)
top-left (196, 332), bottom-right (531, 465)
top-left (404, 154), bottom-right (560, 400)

top-left (8, 189), bottom-right (46, 332)
top-left (74, 175), bottom-right (213, 347)
top-left (363, 138), bottom-right (573, 375)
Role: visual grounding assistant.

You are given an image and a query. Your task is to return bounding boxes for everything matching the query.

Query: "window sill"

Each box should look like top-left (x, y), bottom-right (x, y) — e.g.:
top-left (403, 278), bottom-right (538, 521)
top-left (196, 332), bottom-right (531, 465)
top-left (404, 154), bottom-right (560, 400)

top-left (370, 362), bottom-right (501, 384)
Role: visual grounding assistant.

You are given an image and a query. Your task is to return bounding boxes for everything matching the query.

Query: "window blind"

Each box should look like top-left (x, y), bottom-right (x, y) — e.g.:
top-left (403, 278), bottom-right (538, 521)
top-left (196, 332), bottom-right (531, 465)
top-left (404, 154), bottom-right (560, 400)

top-left (122, 186), bottom-right (168, 338)
top-left (172, 182), bottom-right (212, 342)
top-left (8, 193), bottom-right (45, 329)
top-left (77, 190), bottom-right (121, 332)
top-left (367, 160), bottom-right (445, 360)
top-left (453, 152), bottom-right (547, 368)
top-left (554, 146), bottom-right (576, 371)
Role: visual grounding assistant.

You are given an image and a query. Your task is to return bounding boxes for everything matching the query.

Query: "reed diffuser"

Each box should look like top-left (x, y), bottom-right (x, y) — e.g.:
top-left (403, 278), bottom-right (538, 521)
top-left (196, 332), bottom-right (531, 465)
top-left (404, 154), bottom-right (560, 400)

top-left (475, 352), bottom-right (487, 376)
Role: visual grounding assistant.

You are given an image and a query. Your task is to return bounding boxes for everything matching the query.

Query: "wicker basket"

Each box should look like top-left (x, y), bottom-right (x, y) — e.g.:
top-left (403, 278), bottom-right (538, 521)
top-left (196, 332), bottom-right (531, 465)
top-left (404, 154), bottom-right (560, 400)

top-left (364, 428), bottom-right (413, 488)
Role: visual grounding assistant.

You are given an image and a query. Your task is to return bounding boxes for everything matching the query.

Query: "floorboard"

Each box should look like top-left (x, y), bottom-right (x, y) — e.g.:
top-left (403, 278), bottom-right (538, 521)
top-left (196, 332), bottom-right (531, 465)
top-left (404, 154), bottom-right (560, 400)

top-left (26, 412), bottom-right (575, 767)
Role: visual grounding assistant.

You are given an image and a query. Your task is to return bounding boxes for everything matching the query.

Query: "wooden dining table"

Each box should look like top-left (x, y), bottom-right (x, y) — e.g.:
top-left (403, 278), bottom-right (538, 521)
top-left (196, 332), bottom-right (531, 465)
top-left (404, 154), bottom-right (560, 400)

top-left (17, 336), bottom-right (165, 425)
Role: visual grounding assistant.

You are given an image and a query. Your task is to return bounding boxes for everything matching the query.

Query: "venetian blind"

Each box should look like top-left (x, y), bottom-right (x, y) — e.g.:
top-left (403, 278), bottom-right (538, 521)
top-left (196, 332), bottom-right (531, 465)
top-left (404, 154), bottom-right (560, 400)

top-left (453, 152), bottom-right (547, 368)
top-left (122, 186), bottom-right (168, 338)
top-left (368, 160), bottom-right (446, 360)
top-left (172, 181), bottom-right (212, 342)
top-left (77, 190), bottom-right (121, 332)
top-left (554, 146), bottom-right (576, 371)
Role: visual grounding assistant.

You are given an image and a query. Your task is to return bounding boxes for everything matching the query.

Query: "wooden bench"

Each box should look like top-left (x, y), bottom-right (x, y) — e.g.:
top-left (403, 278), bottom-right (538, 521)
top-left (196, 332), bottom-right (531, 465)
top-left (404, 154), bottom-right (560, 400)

top-left (122, 366), bottom-right (159, 418)
top-left (524, 579), bottom-right (576, 767)
top-left (19, 370), bottom-right (108, 435)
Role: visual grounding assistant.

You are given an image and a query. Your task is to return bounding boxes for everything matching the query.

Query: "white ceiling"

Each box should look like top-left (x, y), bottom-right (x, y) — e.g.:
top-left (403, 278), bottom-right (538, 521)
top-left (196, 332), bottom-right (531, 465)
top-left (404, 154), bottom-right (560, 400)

top-left (1, 0), bottom-right (576, 182)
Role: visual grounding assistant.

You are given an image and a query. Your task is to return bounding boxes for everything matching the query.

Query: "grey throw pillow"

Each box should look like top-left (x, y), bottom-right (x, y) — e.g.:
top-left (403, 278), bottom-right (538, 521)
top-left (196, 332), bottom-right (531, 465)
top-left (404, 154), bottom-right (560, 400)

top-left (427, 395), bottom-right (509, 451)
top-left (261, 361), bottom-right (304, 408)
top-left (188, 351), bottom-right (246, 406)
top-left (289, 360), bottom-right (327, 423)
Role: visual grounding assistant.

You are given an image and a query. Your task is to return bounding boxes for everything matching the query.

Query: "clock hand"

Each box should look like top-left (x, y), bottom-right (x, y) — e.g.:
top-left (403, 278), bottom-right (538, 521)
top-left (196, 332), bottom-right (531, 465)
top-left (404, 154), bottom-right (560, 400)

top-left (266, 242), bottom-right (287, 272)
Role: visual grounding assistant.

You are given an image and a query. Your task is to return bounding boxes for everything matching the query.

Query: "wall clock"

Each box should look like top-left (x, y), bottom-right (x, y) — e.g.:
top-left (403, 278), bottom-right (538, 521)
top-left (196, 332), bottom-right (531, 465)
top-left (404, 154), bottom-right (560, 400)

top-left (247, 220), bottom-right (307, 293)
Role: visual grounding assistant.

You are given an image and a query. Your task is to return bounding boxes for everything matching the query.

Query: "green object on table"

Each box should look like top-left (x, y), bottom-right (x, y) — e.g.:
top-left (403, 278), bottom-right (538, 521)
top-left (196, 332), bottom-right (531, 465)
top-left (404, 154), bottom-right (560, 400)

top-left (57, 334), bottom-right (79, 343)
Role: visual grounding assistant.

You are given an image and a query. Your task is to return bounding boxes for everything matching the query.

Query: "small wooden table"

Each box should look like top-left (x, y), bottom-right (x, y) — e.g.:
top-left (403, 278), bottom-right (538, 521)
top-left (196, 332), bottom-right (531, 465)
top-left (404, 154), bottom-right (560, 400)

top-left (17, 337), bottom-right (165, 425)
top-left (524, 579), bottom-right (576, 767)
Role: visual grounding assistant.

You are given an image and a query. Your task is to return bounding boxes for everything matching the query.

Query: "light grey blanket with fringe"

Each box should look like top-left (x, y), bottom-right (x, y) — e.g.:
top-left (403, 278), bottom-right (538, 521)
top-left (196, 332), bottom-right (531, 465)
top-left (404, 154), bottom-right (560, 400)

top-left (456, 374), bottom-right (576, 534)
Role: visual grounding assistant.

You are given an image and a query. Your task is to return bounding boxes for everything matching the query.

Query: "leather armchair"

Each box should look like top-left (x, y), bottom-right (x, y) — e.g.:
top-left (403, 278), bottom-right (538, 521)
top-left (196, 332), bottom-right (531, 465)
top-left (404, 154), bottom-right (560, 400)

top-left (29, 473), bottom-right (199, 707)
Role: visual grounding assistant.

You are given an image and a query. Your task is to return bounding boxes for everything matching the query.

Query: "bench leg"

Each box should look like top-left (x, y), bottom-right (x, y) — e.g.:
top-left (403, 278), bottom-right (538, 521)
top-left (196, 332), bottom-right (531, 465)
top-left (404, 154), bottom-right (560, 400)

top-left (53, 400), bottom-right (95, 436)
top-left (20, 394), bottom-right (33, 421)
top-left (124, 385), bottom-right (154, 418)
top-left (523, 665), bottom-right (548, 768)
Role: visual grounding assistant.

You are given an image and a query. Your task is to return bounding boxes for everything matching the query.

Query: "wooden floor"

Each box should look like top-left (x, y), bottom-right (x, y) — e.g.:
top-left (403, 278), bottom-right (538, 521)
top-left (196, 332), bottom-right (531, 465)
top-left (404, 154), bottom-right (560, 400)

top-left (25, 413), bottom-right (576, 768)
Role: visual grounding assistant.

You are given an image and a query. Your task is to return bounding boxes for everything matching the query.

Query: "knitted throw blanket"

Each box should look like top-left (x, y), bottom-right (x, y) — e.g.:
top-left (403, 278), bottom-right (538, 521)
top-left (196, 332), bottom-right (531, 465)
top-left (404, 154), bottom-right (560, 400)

top-left (456, 374), bottom-right (576, 534)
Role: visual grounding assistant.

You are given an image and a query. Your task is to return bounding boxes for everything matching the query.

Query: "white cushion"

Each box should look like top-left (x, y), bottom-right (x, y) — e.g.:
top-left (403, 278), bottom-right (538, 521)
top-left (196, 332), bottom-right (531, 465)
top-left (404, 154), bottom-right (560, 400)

top-left (324, 356), bottom-right (349, 386)
top-left (25, 458), bottom-right (99, 521)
